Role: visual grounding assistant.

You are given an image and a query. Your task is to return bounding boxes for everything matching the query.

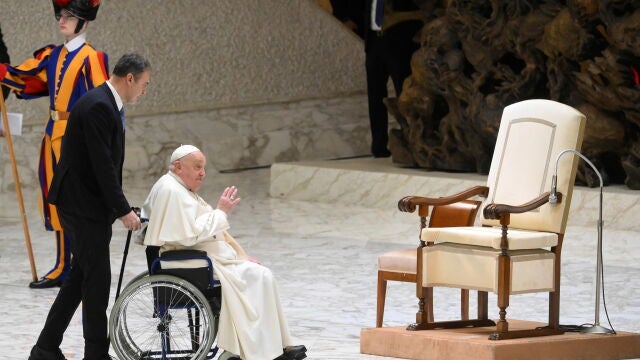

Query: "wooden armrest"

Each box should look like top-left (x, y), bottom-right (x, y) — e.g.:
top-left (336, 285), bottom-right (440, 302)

top-left (398, 186), bottom-right (489, 213)
top-left (483, 191), bottom-right (562, 220)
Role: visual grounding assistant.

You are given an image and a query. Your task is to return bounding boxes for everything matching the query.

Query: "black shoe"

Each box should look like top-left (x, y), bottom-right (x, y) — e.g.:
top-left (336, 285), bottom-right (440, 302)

top-left (284, 345), bottom-right (307, 359)
top-left (274, 352), bottom-right (306, 360)
top-left (372, 150), bottom-right (391, 158)
top-left (29, 277), bottom-right (62, 289)
top-left (220, 351), bottom-right (240, 360)
top-left (29, 345), bottom-right (67, 360)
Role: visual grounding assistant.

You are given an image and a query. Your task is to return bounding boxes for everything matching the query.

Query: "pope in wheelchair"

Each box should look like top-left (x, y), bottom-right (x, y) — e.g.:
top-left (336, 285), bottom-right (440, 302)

top-left (119, 145), bottom-right (306, 360)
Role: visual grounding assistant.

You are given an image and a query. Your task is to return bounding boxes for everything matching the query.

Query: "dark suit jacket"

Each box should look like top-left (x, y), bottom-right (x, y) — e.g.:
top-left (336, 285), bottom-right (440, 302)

top-left (48, 83), bottom-right (131, 223)
top-left (331, 0), bottom-right (366, 38)
top-left (363, 0), bottom-right (422, 52)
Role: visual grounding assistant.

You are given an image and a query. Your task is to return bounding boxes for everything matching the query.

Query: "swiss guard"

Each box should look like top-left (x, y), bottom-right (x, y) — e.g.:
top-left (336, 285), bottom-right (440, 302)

top-left (0, 0), bottom-right (108, 288)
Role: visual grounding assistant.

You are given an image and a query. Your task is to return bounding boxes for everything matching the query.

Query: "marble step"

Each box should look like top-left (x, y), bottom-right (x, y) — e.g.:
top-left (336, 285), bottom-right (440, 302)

top-left (270, 157), bottom-right (640, 232)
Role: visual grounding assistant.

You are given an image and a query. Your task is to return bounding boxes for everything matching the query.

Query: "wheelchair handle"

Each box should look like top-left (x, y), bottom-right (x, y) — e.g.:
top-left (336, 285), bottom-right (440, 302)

top-left (131, 206), bottom-right (148, 223)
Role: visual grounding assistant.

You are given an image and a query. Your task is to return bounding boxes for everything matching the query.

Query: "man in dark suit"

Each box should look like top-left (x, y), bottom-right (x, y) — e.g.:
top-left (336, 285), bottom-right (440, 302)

top-left (29, 53), bottom-right (151, 360)
top-left (331, 0), bottom-right (366, 39)
top-left (364, 0), bottom-right (423, 157)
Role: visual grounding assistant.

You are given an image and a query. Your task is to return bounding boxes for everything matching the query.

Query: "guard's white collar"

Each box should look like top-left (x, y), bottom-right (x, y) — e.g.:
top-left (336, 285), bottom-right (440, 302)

top-left (64, 32), bottom-right (87, 52)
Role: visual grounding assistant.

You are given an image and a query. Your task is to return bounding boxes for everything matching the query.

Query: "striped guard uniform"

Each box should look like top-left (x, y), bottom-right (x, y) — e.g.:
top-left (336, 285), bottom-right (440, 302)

top-left (0, 38), bottom-right (108, 281)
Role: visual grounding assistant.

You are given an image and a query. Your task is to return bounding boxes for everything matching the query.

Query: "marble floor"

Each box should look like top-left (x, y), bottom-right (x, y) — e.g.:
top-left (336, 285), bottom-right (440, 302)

top-left (1, 160), bottom-right (639, 360)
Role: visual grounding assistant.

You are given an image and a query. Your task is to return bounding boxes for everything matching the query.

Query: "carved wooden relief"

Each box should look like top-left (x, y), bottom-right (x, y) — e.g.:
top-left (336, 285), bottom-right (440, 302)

top-left (391, 0), bottom-right (640, 189)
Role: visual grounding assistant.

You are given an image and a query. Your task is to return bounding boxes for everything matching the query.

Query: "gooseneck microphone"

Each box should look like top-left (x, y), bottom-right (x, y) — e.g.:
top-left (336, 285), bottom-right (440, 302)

top-left (549, 149), bottom-right (601, 204)
top-left (549, 174), bottom-right (558, 204)
top-left (549, 148), bottom-right (614, 335)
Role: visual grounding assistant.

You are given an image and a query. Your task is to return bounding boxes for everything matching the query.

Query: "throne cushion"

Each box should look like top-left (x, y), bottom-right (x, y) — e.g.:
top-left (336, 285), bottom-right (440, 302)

top-left (421, 226), bottom-right (558, 250)
top-left (378, 248), bottom-right (417, 274)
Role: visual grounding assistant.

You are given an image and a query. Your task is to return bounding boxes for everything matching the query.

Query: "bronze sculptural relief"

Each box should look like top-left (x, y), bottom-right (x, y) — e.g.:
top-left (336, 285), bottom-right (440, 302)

top-left (391, 0), bottom-right (640, 189)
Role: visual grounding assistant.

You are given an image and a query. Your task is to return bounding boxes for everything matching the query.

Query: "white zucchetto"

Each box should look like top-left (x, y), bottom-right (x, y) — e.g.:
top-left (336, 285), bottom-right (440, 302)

top-left (170, 145), bottom-right (201, 163)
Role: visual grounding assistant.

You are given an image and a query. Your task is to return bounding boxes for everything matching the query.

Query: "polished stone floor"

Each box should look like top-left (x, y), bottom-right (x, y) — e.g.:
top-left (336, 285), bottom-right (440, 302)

top-left (1, 162), bottom-right (639, 360)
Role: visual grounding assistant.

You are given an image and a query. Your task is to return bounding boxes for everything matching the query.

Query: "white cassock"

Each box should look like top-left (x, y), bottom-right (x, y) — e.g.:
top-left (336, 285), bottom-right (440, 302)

top-left (141, 172), bottom-right (293, 360)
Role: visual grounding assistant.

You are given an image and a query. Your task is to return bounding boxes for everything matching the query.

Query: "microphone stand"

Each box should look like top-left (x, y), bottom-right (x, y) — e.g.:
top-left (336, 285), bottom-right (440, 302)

top-left (551, 149), bottom-right (614, 335)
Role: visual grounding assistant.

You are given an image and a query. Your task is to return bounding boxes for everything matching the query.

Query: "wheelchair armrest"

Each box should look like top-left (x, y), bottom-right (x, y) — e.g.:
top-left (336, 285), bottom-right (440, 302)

top-left (150, 249), bottom-right (219, 289)
top-left (151, 250), bottom-right (212, 273)
top-left (160, 249), bottom-right (209, 260)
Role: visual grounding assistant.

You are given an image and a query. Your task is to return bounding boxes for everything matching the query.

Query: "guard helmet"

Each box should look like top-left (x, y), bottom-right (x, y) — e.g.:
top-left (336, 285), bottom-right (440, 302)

top-left (52, 0), bottom-right (100, 21)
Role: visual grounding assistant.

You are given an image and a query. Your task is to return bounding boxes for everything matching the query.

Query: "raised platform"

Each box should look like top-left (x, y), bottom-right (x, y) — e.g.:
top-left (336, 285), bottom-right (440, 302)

top-left (270, 157), bottom-right (640, 231)
top-left (360, 320), bottom-right (640, 360)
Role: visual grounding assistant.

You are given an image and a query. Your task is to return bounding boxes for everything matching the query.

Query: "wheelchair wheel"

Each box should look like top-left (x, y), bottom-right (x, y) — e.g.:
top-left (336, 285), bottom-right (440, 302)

top-left (125, 270), bottom-right (149, 288)
top-left (110, 274), bottom-right (218, 360)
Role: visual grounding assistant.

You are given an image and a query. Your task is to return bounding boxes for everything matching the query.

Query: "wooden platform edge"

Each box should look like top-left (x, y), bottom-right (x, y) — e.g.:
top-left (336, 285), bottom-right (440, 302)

top-left (360, 322), bottom-right (640, 360)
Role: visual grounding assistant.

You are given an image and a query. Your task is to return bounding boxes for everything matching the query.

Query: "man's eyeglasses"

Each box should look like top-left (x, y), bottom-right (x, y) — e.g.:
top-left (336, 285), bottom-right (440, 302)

top-left (55, 12), bottom-right (77, 21)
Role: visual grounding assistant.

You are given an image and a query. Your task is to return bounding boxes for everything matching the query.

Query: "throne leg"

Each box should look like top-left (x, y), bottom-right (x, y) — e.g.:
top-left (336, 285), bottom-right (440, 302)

top-left (495, 253), bottom-right (511, 334)
top-left (414, 286), bottom-right (433, 324)
top-left (461, 289), bottom-right (469, 320)
top-left (376, 272), bottom-right (387, 328)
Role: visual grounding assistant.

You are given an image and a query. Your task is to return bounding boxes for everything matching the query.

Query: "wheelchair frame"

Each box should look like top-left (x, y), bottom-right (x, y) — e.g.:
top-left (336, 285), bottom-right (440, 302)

top-left (110, 242), bottom-right (223, 360)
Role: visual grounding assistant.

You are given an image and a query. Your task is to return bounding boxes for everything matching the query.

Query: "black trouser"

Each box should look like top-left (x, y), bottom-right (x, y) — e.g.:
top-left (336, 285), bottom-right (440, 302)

top-left (34, 209), bottom-right (112, 360)
top-left (365, 20), bottom-right (422, 156)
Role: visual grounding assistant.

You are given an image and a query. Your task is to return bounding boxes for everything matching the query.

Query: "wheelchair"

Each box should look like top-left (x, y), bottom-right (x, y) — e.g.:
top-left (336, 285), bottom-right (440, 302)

top-left (109, 246), bottom-right (223, 360)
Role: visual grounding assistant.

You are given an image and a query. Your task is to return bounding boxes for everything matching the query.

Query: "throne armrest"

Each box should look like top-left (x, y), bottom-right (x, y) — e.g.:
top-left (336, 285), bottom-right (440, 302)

top-left (398, 186), bottom-right (489, 213)
top-left (483, 191), bottom-right (563, 220)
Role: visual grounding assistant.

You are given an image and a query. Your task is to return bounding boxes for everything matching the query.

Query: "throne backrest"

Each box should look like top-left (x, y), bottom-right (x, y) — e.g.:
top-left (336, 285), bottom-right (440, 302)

top-left (481, 99), bottom-right (586, 234)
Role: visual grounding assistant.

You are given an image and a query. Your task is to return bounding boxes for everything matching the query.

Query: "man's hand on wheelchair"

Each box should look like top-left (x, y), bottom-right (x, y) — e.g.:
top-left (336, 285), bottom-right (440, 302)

top-left (216, 185), bottom-right (241, 214)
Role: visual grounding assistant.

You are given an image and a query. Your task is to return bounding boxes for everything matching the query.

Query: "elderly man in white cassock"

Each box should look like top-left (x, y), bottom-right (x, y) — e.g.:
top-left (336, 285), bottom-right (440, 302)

top-left (141, 145), bottom-right (307, 360)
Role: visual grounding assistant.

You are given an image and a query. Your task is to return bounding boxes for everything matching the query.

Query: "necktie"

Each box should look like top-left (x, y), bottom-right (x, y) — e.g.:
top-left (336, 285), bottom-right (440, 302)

top-left (119, 108), bottom-right (126, 130)
top-left (374, 0), bottom-right (385, 29)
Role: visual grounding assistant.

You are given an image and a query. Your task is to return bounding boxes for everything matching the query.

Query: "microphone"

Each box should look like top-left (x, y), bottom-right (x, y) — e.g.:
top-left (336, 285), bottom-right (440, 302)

top-left (549, 149), bottom-right (601, 205)
top-left (549, 149), bottom-right (613, 334)
top-left (549, 174), bottom-right (558, 204)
